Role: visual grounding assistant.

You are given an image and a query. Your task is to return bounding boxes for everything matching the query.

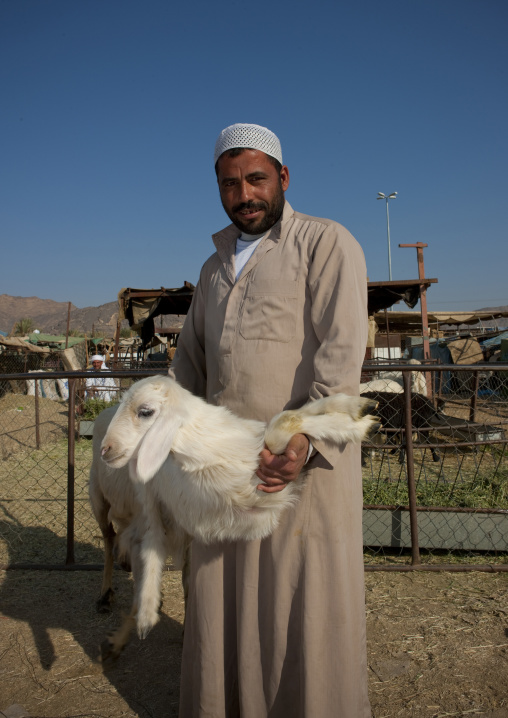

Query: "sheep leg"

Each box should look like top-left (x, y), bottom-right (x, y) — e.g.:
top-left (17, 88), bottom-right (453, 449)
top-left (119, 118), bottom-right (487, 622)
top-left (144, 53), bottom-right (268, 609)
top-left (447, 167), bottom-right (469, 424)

top-left (100, 605), bottom-right (137, 665)
top-left (91, 494), bottom-right (117, 613)
top-left (266, 396), bottom-right (379, 455)
top-left (100, 536), bottom-right (144, 664)
top-left (135, 493), bottom-right (168, 639)
top-left (97, 521), bottom-right (117, 612)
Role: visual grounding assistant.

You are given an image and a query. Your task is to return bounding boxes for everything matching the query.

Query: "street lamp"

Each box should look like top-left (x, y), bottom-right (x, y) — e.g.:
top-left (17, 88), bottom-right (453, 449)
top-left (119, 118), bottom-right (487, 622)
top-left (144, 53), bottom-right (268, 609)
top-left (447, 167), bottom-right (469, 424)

top-left (377, 191), bottom-right (397, 281)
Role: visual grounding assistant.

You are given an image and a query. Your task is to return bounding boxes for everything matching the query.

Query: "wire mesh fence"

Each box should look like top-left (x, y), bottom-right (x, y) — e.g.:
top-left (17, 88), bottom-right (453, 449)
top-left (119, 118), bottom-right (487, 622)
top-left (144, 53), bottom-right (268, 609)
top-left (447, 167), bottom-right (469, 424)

top-left (0, 364), bottom-right (507, 571)
top-left (361, 363), bottom-right (508, 569)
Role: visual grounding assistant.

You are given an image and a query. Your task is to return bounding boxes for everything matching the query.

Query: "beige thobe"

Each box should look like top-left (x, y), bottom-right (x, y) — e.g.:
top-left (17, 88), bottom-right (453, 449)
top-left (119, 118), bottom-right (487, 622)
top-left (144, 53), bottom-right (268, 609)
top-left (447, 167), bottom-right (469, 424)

top-left (171, 201), bottom-right (371, 718)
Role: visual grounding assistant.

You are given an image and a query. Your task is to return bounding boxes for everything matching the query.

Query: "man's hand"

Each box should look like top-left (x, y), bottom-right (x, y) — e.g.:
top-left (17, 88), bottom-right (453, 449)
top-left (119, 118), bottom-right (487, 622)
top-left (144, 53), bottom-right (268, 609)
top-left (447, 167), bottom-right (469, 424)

top-left (256, 433), bottom-right (310, 493)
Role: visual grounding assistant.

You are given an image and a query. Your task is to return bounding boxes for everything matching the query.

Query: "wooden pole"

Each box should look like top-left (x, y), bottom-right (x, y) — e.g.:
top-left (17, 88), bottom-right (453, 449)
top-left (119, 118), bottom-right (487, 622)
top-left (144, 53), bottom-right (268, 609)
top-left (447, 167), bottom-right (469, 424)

top-left (34, 377), bottom-right (41, 450)
top-left (65, 302), bottom-right (71, 349)
top-left (403, 371), bottom-right (421, 566)
top-left (66, 378), bottom-right (76, 565)
top-left (399, 243), bottom-right (433, 397)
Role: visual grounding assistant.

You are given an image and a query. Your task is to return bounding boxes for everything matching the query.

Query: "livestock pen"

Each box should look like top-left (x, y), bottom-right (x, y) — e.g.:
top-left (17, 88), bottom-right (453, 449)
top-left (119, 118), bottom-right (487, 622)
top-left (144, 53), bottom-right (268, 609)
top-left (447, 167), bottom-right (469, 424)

top-left (1, 365), bottom-right (508, 718)
top-left (0, 364), bottom-right (507, 571)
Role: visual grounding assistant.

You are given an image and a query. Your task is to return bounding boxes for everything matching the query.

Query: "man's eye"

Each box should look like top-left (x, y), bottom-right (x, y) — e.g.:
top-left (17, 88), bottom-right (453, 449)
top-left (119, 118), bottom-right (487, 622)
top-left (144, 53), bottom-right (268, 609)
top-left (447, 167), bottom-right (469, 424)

top-left (138, 407), bottom-right (155, 418)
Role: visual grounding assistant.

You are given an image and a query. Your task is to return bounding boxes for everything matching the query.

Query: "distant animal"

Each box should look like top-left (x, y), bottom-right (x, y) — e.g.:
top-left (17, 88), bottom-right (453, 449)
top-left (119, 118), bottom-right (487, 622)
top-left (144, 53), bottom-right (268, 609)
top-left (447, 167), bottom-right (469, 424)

top-left (360, 359), bottom-right (428, 396)
top-left (360, 390), bottom-right (446, 465)
top-left (98, 375), bottom-right (379, 642)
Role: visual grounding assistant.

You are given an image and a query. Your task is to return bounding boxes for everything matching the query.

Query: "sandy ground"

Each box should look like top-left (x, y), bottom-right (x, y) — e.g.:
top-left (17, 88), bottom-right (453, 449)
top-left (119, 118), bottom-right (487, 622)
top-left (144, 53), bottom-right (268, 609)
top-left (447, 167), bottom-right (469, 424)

top-left (0, 569), bottom-right (507, 718)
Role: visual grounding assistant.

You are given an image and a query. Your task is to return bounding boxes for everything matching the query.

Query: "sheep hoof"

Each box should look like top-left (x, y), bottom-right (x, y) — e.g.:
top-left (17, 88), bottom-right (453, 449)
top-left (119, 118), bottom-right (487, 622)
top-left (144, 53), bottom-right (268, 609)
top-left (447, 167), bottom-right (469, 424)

top-left (360, 399), bottom-right (378, 417)
top-left (96, 588), bottom-right (114, 613)
top-left (367, 421), bottom-right (382, 438)
top-left (99, 637), bottom-right (122, 666)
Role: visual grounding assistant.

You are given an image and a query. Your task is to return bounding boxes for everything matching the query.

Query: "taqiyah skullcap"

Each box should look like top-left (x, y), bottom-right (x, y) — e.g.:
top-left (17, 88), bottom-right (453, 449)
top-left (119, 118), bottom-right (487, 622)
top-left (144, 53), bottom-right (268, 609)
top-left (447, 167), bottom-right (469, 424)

top-left (91, 355), bottom-right (103, 362)
top-left (214, 123), bottom-right (283, 165)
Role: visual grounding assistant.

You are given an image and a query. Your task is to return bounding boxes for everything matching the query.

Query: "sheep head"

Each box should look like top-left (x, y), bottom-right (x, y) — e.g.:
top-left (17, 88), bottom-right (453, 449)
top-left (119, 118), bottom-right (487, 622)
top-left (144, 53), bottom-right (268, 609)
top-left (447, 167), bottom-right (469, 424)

top-left (100, 376), bottom-right (189, 483)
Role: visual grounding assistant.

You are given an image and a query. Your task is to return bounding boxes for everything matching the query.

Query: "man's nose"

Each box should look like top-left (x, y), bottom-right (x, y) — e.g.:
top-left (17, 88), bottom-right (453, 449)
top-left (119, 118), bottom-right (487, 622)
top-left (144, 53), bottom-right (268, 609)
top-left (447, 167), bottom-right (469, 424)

top-left (238, 180), bottom-right (254, 203)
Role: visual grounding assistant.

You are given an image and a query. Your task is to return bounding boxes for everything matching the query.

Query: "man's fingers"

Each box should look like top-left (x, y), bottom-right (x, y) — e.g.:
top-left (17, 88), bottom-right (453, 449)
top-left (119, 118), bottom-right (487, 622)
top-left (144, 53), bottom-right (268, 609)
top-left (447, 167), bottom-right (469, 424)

top-left (257, 482), bottom-right (288, 493)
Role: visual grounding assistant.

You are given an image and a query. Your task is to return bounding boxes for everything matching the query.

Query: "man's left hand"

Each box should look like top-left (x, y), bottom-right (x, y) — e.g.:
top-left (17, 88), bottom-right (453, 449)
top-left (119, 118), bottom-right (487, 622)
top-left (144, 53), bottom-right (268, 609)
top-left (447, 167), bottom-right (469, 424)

top-left (256, 433), bottom-right (310, 493)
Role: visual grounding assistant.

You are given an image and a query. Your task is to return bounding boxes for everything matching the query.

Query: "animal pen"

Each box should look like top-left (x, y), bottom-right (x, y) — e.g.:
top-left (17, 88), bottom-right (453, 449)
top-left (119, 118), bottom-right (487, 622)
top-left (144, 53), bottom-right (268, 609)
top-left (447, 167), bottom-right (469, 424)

top-left (0, 363), bottom-right (507, 573)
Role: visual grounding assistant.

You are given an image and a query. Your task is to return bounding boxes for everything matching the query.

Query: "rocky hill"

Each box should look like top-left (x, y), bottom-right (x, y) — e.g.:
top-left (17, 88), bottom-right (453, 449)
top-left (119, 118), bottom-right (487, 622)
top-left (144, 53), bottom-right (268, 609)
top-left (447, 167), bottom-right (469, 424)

top-left (0, 295), bottom-right (123, 337)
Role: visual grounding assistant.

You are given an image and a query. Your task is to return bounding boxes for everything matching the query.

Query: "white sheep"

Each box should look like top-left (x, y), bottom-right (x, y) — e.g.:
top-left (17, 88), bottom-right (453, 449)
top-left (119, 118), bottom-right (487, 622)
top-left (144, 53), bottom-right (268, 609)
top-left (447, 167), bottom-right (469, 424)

top-left (360, 359), bottom-right (428, 396)
top-left (99, 375), bottom-right (378, 639)
top-left (89, 406), bottom-right (189, 661)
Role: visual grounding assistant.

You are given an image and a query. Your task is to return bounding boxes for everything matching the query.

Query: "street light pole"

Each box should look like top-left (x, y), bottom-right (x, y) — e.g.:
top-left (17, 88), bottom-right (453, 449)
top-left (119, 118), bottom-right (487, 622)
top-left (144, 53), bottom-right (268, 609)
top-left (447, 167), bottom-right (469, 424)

top-left (377, 191), bottom-right (397, 281)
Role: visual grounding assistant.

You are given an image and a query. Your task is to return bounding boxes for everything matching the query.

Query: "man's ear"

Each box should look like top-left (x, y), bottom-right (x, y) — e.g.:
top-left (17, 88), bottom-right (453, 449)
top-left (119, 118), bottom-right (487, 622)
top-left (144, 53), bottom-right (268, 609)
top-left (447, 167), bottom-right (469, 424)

top-left (280, 165), bottom-right (290, 192)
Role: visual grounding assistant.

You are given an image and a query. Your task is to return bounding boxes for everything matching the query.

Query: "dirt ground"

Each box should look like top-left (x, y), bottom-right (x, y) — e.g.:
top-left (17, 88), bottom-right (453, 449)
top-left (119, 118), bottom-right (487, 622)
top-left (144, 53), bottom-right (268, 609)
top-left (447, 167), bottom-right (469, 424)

top-left (0, 569), bottom-right (507, 718)
top-left (0, 394), bottom-right (68, 460)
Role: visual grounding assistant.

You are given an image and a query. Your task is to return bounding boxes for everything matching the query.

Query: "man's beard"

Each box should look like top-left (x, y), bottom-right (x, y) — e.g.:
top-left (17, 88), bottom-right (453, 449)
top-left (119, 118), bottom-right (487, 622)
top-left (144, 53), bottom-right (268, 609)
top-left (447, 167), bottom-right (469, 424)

top-left (222, 182), bottom-right (285, 235)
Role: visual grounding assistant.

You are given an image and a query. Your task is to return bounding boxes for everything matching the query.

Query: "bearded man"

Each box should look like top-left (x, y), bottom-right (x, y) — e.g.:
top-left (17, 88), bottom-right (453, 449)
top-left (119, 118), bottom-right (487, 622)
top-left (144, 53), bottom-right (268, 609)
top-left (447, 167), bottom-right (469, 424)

top-left (170, 123), bottom-right (371, 718)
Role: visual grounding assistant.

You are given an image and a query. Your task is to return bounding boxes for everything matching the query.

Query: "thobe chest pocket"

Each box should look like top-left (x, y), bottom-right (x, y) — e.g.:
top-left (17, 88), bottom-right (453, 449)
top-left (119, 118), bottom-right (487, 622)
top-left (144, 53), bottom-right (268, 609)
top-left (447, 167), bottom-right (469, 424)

top-left (239, 279), bottom-right (298, 343)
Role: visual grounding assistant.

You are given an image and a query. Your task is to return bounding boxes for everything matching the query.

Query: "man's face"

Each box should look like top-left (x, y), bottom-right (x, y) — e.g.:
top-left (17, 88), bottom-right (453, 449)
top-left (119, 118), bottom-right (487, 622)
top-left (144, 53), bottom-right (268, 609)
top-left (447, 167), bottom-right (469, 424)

top-left (92, 360), bottom-right (102, 370)
top-left (217, 149), bottom-right (290, 234)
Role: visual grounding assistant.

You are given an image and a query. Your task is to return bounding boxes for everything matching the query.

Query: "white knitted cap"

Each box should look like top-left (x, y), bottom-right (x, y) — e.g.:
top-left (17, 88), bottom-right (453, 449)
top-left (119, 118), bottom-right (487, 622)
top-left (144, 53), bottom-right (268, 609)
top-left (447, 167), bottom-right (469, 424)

top-left (214, 123), bottom-right (283, 165)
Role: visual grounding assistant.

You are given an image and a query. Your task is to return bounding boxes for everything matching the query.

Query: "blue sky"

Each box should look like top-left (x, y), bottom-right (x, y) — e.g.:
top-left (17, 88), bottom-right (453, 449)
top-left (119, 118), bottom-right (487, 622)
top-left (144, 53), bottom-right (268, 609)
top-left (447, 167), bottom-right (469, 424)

top-left (1, 0), bottom-right (507, 312)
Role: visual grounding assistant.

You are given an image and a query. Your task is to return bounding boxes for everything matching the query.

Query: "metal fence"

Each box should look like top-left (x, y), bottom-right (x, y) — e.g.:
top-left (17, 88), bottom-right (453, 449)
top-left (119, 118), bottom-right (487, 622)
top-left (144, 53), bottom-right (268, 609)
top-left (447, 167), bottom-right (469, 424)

top-left (0, 364), bottom-right (507, 572)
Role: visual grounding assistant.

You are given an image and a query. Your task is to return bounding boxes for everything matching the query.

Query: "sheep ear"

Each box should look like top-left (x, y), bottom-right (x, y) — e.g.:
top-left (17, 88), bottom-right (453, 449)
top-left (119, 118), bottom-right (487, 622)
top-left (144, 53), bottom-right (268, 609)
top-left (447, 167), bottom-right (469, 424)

top-left (134, 413), bottom-right (183, 483)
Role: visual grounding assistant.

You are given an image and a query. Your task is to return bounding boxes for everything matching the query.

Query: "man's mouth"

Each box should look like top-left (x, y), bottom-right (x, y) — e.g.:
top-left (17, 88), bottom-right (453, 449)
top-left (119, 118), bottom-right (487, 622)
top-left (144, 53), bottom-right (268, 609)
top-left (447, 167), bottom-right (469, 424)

top-left (240, 208), bottom-right (262, 218)
top-left (235, 203), bottom-right (266, 219)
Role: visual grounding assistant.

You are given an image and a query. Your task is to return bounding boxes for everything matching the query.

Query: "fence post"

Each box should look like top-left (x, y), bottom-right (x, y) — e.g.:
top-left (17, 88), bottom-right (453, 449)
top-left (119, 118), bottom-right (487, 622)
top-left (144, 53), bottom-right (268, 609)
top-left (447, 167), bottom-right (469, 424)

top-left (403, 371), bottom-right (421, 565)
top-left (469, 372), bottom-right (479, 423)
top-left (34, 378), bottom-right (41, 450)
top-left (66, 378), bottom-right (76, 565)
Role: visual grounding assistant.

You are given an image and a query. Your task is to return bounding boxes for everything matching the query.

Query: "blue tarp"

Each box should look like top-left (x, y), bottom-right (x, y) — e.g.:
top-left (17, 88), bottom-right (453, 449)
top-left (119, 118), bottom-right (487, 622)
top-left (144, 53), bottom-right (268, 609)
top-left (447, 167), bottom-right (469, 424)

top-left (478, 330), bottom-right (508, 350)
top-left (406, 340), bottom-right (453, 393)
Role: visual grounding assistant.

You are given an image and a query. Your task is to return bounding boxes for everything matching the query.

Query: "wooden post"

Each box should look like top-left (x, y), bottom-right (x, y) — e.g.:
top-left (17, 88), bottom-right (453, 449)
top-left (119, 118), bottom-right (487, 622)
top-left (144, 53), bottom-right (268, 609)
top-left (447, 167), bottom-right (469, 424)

top-left (65, 302), bottom-right (71, 349)
top-left (403, 371), bottom-right (421, 566)
top-left (113, 319), bottom-right (121, 369)
top-left (66, 378), bottom-right (76, 565)
top-left (34, 377), bottom-right (41, 450)
top-left (383, 308), bottom-right (392, 361)
top-left (399, 243), bottom-right (433, 397)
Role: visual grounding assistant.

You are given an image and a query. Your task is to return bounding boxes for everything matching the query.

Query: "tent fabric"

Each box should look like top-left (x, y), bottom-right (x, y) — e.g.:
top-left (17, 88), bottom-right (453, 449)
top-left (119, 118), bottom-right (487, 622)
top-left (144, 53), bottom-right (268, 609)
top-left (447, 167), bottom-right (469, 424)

top-left (374, 310), bottom-right (508, 334)
top-left (27, 333), bottom-right (102, 348)
top-left (118, 285), bottom-right (195, 350)
top-left (367, 284), bottom-right (422, 313)
top-left (447, 338), bottom-right (484, 365)
top-left (118, 286), bottom-right (195, 324)
top-left (0, 336), bottom-right (49, 353)
top-left (408, 340), bottom-right (453, 393)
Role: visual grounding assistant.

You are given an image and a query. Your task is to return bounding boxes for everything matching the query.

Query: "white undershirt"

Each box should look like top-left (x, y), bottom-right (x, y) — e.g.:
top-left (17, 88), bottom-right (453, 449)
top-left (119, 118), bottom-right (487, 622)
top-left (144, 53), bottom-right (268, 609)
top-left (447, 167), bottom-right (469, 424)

top-left (234, 232), bottom-right (266, 280)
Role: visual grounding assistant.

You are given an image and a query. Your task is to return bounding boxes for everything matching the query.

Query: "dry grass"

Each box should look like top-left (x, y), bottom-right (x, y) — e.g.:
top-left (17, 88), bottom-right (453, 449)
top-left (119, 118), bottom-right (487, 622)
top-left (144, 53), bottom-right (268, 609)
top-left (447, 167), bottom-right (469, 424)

top-left (0, 570), bottom-right (507, 717)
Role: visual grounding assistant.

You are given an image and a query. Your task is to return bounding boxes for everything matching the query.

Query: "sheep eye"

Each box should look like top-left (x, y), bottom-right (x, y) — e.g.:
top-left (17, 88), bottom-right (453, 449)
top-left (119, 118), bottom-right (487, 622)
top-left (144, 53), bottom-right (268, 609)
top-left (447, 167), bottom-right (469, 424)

top-left (138, 407), bottom-right (155, 418)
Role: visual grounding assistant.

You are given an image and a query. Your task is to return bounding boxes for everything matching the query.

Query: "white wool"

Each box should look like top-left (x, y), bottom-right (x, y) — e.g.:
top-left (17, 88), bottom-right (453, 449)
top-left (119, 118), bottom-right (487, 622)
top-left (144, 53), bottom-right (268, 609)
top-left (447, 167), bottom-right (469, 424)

top-left (99, 376), bottom-right (377, 639)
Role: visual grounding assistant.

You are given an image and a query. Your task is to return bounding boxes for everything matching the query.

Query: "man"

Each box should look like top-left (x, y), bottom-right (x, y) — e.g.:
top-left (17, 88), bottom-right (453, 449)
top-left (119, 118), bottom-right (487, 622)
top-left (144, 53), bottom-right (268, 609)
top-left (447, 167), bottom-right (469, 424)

top-left (85, 354), bottom-right (117, 402)
top-left (170, 124), bottom-right (371, 717)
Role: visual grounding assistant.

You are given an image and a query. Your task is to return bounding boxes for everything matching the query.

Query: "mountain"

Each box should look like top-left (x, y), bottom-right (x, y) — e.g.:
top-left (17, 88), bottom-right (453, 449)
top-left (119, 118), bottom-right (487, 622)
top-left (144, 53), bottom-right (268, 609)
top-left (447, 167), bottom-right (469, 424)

top-left (0, 294), bottom-right (123, 337)
top-left (0, 294), bottom-right (185, 337)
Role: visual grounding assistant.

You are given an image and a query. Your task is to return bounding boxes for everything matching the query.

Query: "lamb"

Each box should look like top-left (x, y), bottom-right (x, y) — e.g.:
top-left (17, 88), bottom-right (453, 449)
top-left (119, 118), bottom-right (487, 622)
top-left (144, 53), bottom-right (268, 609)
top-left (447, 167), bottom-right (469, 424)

top-left (89, 406), bottom-right (190, 662)
top-left (99, 375), bottom-right (379, 639)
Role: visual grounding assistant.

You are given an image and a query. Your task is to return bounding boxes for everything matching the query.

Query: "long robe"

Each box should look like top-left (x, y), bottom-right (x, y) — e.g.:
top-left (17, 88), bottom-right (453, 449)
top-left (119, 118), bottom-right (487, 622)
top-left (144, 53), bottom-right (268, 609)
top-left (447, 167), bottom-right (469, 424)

top-left (171, 201), bottom-right (371, 718)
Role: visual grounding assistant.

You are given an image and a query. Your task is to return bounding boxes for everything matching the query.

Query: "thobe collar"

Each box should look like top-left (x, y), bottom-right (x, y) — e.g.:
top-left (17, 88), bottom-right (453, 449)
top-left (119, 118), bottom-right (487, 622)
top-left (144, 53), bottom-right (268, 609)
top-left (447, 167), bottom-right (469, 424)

top-left (212, 201), bottom-right (295, 285)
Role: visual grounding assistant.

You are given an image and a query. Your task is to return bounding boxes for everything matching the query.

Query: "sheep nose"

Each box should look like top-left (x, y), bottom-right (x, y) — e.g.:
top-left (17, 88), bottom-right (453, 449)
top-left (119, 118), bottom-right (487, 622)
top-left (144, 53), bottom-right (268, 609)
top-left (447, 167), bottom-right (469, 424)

top-left (101, 444), bottom-right (110, 457)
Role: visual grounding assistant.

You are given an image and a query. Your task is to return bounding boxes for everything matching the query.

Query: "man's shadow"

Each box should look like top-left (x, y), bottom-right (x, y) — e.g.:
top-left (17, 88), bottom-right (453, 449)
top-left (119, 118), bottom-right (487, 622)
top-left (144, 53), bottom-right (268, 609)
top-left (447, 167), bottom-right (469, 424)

top-left (0, 519), bottom-right (184, 717)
